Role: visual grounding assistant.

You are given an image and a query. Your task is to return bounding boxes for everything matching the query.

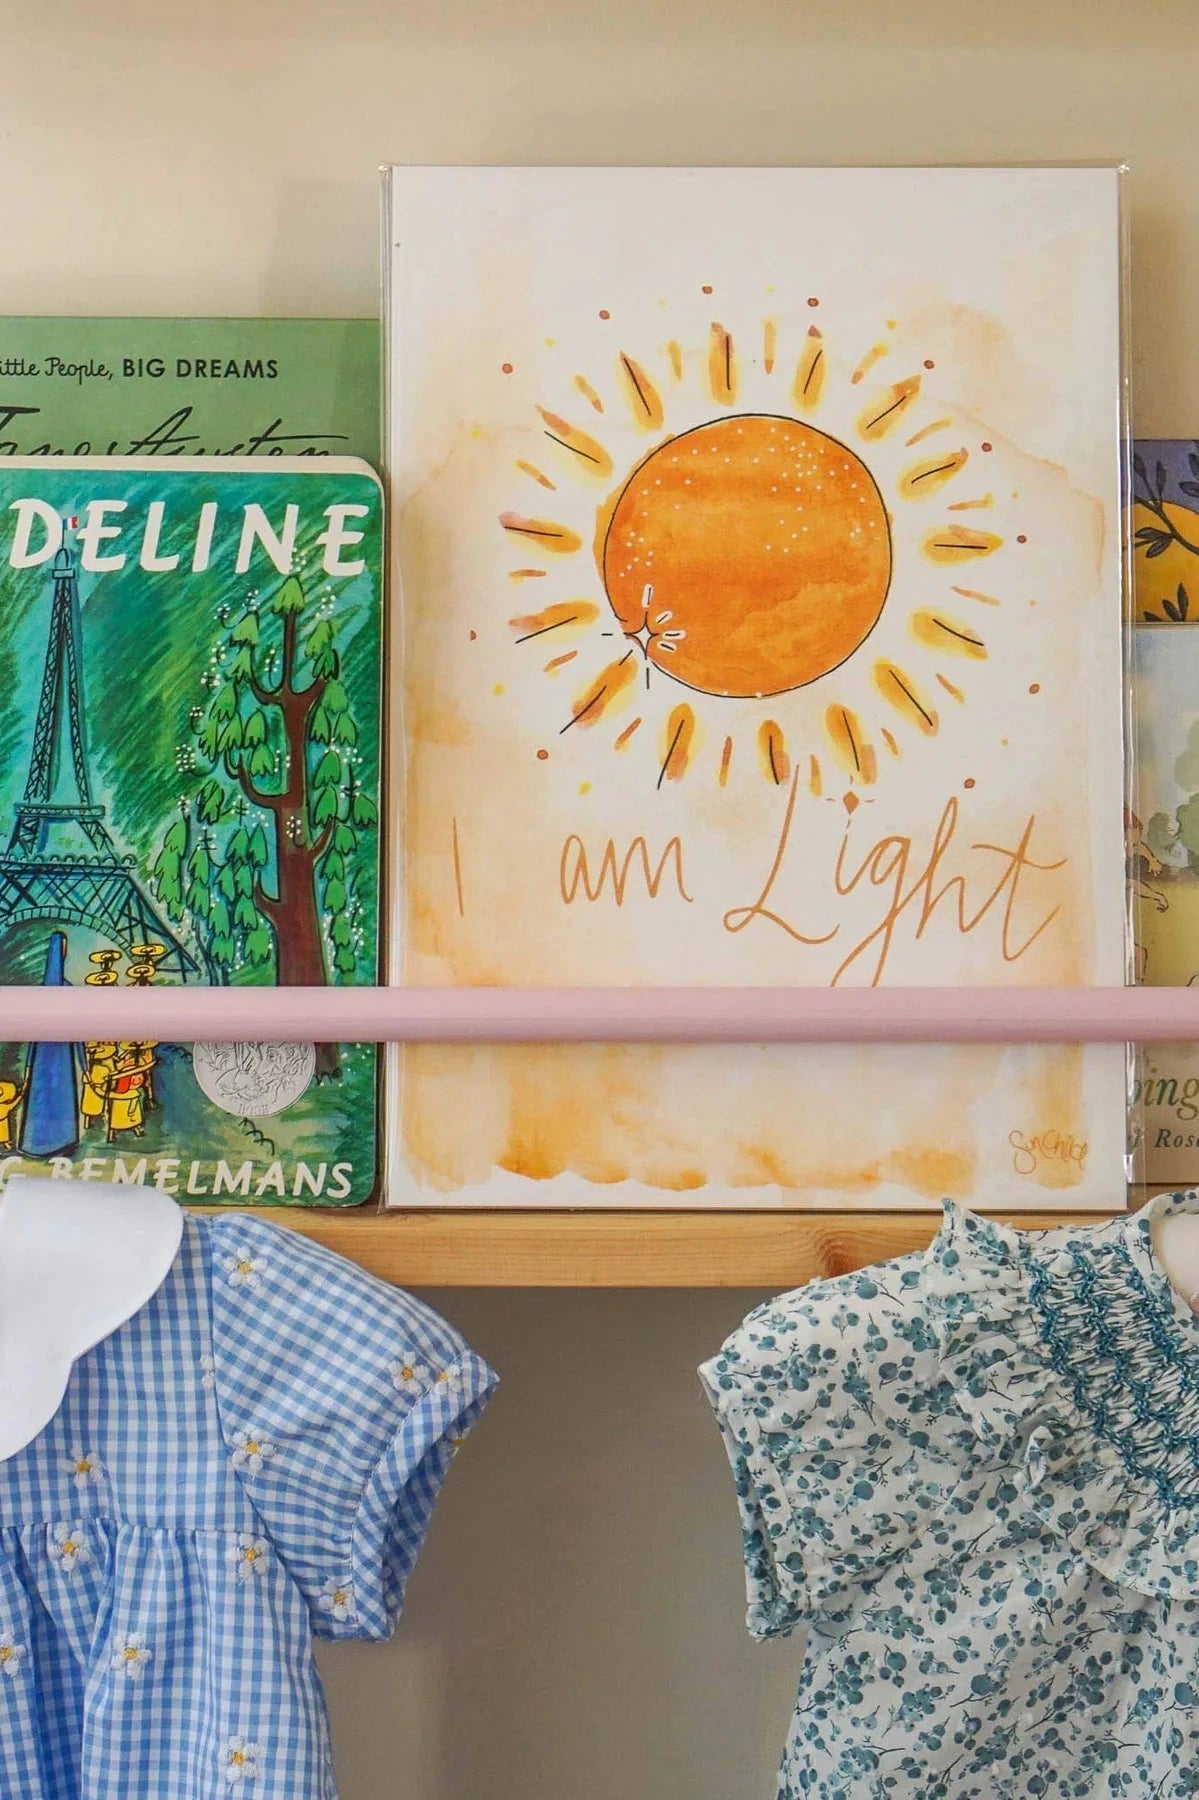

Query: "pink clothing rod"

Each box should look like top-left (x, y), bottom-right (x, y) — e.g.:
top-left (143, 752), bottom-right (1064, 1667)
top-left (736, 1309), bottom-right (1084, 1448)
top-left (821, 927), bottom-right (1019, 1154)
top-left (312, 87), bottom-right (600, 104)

top-left (0, 984), bottom-right (1193, 1044)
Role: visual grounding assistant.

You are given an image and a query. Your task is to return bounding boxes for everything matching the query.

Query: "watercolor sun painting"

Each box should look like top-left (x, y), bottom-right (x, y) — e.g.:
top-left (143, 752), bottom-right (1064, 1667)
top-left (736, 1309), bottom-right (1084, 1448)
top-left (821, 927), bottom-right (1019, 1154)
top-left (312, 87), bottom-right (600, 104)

top-left (386, 165), bottom-right (1128, 1211)
top-left (508, 336), bottom-right (999, 797)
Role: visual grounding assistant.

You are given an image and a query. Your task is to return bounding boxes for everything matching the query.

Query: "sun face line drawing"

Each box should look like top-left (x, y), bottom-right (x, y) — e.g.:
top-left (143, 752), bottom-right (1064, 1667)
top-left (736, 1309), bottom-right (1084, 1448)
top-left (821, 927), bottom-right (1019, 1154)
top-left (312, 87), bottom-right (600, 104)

top-left (500, 313), bottom-right (1015, 791)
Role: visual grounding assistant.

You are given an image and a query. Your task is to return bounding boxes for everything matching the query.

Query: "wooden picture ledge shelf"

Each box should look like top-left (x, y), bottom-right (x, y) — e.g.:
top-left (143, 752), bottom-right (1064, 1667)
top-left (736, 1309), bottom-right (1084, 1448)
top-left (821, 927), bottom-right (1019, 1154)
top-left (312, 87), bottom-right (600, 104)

top-left (187, 1204), bottom-right (1131, 1287)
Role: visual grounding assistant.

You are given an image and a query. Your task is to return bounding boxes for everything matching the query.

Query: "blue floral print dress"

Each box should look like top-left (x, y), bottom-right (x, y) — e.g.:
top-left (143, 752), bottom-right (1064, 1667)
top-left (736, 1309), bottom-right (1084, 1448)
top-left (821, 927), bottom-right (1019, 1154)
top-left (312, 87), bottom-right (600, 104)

top-left (701, 1193), bottom-right (1199, 1798)
top-left (0, 1212), bottom-right (497, 1800)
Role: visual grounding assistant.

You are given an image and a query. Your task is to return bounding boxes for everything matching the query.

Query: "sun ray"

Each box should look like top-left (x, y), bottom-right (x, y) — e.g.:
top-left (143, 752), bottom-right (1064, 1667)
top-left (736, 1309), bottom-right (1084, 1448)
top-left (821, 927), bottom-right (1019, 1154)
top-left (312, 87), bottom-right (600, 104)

top-left (708, 323), bottom-right (737, 405)
top-left (948, 494), bottom-right (994, 511)
top-left (509, 600), bottom-right (601, 642)
top-left (508, 568), bottom-right (547, 581)
top-left (792, 328), bottom-right (825, 412)
top-left (658, 704), bottom-right (697, 787)
top-left (921, 524), bottom-right (1003, 563)
top-left (536, 407), bottom-right (614, 479)
top-left (718, 735), bottom-right (733, 788)
top-left (574, 374), bottom-right (605, 413)
top-left (881, 727), bottom-right (900, 757)
top-left (763, 319), bottom-right (777, 374)
top-left (905, 417), bottom-right (952, 447)
top-left (898, 447), bottom-right (968, 500)
top-left (516, 460), bottom-right (557, 490)
top-left (614, 716), bottom-right (643, 751)
top-left (874, 660), bottom-right (939, 735)
top-left (757, 720), bottom-right (790, 786)
top-left (951, 584), bottom-right (1002, 606)
top-left (667, 340), bottom-right (684, 380)
top-left (825, 705), bottom-right (877, 783)
top-left (544, 651), bottom-right (578, 672)
top-left (936, 673), bottom-right (966, 702)
top-left (500, 513), bottom-right (583, 554)
top-left (808, 754), bottom-right (822, 797)
top-left (851, 342), bottom-right (889, 385)
top-left (912, 611), bottom-right (988, 658)
top-left (618, 353), bottom-right (665, 430)
top-left (561, 651), bottom-right (639, 733)
top-left (858, 375), bottom-right (921, 442)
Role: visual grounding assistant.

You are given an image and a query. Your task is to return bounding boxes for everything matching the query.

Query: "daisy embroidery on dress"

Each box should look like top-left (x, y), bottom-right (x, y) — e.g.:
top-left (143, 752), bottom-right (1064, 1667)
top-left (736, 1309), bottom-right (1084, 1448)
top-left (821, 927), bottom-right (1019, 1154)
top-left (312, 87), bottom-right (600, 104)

top-left (231, 1535), bottom-right (270, 1582)
top-left (316, 1578), bottom-right (356, 1624)
top-left (391, 1357), bottom-right (428, 1398)
top-left (111, 1635), bottom-right (152, 1681)
top-left (229, 1431), bottom-right (276, 1476)
top-left (223, 1736), bottom-right (261, 1786)
top-left (433, 1367), bottom-right (462, 1399)
top-left (65, 1448), bottom-right (102, 1492)
top-left (50, 1523), bottom-right (89, 1574)
top-left (223, 1248), bottom-right (269, 1293)
top-left (0, 1630), bottom-right (25, 1680)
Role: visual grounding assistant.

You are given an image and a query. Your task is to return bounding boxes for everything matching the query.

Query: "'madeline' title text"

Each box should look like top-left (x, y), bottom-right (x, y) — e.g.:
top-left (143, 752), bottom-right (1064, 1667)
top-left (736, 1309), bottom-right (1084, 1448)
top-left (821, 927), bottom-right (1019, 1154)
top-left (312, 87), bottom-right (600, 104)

top-left (5, 495), bottom-right (371, 577)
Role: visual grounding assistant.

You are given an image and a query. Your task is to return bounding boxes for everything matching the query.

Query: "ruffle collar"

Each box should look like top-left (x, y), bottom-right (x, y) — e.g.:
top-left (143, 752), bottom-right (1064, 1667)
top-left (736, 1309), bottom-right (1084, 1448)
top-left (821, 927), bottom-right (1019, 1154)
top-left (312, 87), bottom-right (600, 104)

top-left (925, 1193), bottom-right (1199, 1600)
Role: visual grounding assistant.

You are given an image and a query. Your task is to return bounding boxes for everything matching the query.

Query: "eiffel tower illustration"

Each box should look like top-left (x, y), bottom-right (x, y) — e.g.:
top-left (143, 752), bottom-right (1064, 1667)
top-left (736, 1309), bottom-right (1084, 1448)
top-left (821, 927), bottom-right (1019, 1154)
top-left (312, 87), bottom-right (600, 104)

top-left (0, 529), bottom-right (198, 979)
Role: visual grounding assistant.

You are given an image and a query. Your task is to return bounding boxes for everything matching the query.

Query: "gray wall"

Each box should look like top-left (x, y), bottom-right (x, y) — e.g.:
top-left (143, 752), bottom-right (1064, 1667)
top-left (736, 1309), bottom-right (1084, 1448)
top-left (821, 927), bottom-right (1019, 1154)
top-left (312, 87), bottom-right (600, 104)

top-left (317, 1289), bottom-right (795, 1798)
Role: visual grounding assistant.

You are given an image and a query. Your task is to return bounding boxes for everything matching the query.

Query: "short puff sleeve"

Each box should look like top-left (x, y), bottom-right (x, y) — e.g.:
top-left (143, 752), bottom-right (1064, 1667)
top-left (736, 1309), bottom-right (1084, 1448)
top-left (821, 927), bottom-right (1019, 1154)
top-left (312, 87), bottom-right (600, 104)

top-left (700, 1257), bottom-right (963, 1639)
top-left (209, 1214), bottom-right (497, 1640)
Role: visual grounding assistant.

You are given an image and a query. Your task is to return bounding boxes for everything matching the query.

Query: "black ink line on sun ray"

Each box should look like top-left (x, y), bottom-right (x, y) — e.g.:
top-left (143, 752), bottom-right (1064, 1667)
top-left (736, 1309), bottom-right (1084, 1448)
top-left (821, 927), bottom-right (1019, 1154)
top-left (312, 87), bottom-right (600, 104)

top-left (657, 716), bottom-right (686, 791)
top-left (560, 648), bottom-right (636, 734)
top-left (542, 428), bottom-right (603, 466)
top-left (621, 354), bottom-right (652, 420)
top-left (515, 615), bottom-right (581, 644)
top-left (891, 671), bottom-right (935, 729)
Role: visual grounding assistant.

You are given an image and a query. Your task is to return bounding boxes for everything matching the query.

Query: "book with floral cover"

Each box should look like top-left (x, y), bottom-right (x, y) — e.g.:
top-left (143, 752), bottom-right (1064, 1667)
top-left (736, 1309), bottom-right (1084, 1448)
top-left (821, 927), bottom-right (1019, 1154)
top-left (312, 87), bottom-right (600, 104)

top-left (1130, 439), bottom-right (1199, 1184)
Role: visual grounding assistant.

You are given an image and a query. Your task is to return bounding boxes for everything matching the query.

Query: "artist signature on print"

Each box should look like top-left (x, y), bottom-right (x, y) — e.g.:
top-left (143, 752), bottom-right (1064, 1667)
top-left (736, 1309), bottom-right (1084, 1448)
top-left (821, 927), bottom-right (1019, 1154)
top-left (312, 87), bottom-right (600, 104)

top-left (191, 1042), bottom-right (316, 1117)
top-left (1009, 1129), bottom-right (1088, 1178)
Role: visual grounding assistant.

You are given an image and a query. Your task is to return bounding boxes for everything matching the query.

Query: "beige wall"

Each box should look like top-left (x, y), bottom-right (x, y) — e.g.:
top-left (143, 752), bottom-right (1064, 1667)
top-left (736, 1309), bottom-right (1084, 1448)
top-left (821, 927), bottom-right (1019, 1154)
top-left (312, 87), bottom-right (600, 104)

top-left (5, 0), bottom-right (1199, 1792)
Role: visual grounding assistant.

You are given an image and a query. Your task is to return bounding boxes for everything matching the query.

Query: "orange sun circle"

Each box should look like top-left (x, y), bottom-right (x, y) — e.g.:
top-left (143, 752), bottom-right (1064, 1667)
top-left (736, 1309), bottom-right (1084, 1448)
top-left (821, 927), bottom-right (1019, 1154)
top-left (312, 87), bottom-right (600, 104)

top-left (601, 414), bottom-right (892, 698)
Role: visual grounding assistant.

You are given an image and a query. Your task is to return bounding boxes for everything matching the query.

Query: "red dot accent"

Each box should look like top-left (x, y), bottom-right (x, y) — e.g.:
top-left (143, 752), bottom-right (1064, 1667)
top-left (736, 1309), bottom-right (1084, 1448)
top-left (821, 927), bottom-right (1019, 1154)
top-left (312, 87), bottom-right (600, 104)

top-left (701, 284), bottom-right (713, 295)
top-left (923, 359), bottom-right (935, 369)
top-left (807, 296), bottom-right (819, 307)
top-left (469, 630), bottom-right (477, 641)
top-left (963, 777), bottom-right (976, 789)
top-left (1029, 683), bottom-right (1041, 695)
top-left (1017, 534), bottom-right (1027, 544)
top-left (981, 442), bottom-right (993, 452)
top-left (536, 748), bottom-right (550, 760)
top-left (598, 310), bottom-right (611, 320)
top-left (501, 362), bottom-right (513, 374)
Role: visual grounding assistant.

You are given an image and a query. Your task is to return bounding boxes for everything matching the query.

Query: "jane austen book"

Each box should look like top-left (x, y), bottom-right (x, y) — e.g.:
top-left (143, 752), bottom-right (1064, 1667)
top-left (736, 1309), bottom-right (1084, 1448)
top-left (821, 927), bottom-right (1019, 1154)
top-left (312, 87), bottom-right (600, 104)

top-left (0, 317), bottom-right (379, 462)
top-left (0, 458), bottom-right (383, 1206)
top-left (385, 165), bottom-right (1128, 1211)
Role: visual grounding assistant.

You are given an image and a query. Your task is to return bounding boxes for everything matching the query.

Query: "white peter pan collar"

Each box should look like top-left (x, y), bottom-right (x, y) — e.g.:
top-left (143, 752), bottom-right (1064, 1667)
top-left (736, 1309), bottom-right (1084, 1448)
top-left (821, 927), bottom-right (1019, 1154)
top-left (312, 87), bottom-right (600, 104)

top-left (0, 1176), bottom-right (183, 1461)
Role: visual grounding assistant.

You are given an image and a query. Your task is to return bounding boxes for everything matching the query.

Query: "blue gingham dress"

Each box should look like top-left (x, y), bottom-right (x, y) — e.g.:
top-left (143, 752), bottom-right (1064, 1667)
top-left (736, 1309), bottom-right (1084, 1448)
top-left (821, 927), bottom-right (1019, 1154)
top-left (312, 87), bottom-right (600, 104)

top-left (0, 1212), bottom-right (497, 1799)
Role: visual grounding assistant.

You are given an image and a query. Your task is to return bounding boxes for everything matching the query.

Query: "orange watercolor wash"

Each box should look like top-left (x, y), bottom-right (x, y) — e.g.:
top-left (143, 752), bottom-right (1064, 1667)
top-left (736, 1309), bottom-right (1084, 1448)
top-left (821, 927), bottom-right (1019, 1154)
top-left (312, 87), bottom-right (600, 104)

top-left (600, 415), bottom-right (891, 698)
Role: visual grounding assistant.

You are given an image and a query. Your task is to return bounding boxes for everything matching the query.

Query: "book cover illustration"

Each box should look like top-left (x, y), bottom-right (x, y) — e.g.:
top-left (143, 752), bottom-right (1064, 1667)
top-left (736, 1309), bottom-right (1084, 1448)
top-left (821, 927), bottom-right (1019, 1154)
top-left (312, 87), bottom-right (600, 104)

top-left (1130, 444), bottom-right (1199, 1182)
top-left (386, 166), bottom-right (1128, 1211)
top-left (0, 458), bottom-right (382, 1206)
top-left (0, 317), bottom-right (379, 463)
top-left (1133, 438), bottom-right (1199, 623)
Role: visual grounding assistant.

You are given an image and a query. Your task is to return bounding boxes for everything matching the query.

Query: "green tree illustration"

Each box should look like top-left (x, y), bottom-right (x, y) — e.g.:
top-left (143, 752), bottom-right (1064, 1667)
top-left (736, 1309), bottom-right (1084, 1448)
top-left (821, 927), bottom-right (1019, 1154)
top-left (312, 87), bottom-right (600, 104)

top-left (151, 572), bottom-right (377, 1078)
top-left (1175, 793), bottom-right (1199, 876)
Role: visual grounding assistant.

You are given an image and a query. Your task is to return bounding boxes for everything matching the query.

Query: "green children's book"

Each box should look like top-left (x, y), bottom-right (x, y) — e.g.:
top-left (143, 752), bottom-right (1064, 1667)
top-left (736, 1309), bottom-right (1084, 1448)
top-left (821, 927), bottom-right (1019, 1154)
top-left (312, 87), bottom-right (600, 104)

top-left (0, 457), bottom-right (383, 1205)
top-left (0, 317), bottom-right (379, 463)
